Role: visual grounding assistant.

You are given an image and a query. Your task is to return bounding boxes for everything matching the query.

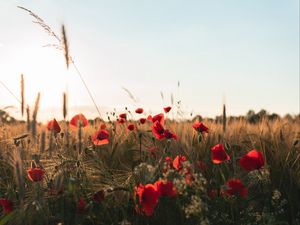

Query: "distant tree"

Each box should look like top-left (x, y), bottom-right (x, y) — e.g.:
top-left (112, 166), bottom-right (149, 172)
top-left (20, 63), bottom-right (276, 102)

top-left (246, 110), bottom-right (259, 124)
top-left (0, 109), bottom-right (16, 124)
top-left (246, 110), bottom-right (255, 117)
top-left (257, 109), bottom-right (267, 118)
top-left (268, 113), bottom-right (280, 121)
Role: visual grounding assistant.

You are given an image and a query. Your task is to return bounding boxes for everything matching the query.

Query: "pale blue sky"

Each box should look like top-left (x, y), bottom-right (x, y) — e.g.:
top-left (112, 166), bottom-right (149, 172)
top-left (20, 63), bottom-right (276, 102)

top-left (0, 0), bottom-right (299, 121)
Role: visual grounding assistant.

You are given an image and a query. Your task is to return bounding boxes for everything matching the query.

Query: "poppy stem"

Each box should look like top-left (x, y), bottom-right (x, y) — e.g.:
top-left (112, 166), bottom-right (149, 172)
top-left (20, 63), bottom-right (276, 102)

top-left (71, 60), bottom-right (103, 120)
top-left (139, 132), bottom-right (142, 161)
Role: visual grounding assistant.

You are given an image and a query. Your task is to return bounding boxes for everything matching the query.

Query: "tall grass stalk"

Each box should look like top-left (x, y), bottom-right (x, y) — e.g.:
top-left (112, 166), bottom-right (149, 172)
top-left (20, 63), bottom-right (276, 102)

top-left (18, 6), bottom-right (103, 119)
top-left (20, 74), bottom-right (25, 117)
top-left (223, 104), bottom-right (227, 133)
top-left (31, 92), bottom-right (40, 137)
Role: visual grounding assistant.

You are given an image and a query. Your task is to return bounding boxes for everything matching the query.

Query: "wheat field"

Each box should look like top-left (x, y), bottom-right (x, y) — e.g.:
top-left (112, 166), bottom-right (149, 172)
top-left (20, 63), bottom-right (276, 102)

top-left (0, 112), bottom-right (299, 224)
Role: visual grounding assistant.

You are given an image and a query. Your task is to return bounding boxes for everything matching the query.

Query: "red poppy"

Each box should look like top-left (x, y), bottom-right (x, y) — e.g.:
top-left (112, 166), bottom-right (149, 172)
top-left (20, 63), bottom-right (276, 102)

top-left (152, 113), bottom-right (164, 125)
top-left (135, 108), bottom-right (144, 114)
top-left (223, 178), bottom-right (248, 198)
top-left (172, 155), bottom-right (187, 171)
top-left (119, 113), bottom-right (127, 119)
top-left (139, 118), bottom-right (146, 124)
top-left (70, 114), bottom-right (89, 128)
top-left (27, 167), bottom-right (45, 182)
top-left (127, 124), bottom-right (135, 131)
top-left (92, 129), bottom-right (109, 145)
top-left (0, 198), bottom-right (13, 214)
top-left (77, 198), bottom-right (86, 213)
top-left (239, 149), bottom-right (264, 172)
top-left (163, 130), bottom-right (178, 140)
top-left (163, 106), bottom-right (172, 113)
top-left (165, 156), bottom-right (172, 162)
top-left (155, 180), bottom-right (177, 197)
top-left (196, 160), bottom-right (207, 172)
top-left (134, 184), bottom-right (159, 216)
top-left (211, 144), bottom-right (230, 164)
top-left (152, 121), bottom-right (165, 140)
top-left (147, 115), bottom-right (153, 121)
top-left (47, 118), bottom-right (61, 134)
top-left (117, 118), bottom-right (126, 124)
top-left (192, 122), bottom-right (208, 133)
top-left (93, 190), bottom-right (105, 203)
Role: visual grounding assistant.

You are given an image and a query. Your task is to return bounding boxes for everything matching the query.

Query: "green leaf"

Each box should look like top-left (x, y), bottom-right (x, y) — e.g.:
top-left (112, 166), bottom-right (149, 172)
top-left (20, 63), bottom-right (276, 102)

top-left (0, 211), bottom-right (16, 225)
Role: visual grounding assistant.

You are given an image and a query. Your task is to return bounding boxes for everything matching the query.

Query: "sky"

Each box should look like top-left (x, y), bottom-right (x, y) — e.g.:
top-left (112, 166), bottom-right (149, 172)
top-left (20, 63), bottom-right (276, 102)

top-left (0, 0), bottom-right (299, 121)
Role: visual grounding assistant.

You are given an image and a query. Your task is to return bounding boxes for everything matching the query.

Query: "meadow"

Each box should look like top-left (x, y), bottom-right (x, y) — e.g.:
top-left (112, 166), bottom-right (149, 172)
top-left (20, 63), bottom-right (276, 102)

top-left (0, 6), bottom-right (299, 225)
top-left (0, 108), bottom-right (299, 225)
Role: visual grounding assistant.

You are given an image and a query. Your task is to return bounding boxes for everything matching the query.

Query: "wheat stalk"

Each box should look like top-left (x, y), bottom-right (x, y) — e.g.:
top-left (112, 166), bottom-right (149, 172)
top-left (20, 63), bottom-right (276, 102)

top-left (18, 6), bottom-right (103, 119)
top-left (26, 105), bottom-right (30, 132)
top-left (223, 104), bottom-right (227, 133)
top-left (31, 92), bottom-right (40, 136)
top-left (17, 6), bottom-right (60, 41)
top-left (13, 149), bottom-right (24, 203)
top-left (61, 25), bottom-right (70, 69)
top-left (40, 131), bottom-right (46, 153)
top-left (20, 74), bottom-right (25, 117)
top-left (63, 92), bottom-right (68, 120)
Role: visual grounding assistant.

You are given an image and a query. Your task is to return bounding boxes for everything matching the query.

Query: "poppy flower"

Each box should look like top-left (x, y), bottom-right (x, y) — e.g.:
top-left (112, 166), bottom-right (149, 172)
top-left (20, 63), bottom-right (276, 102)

top-left (127, 124), bottom-right (135, 131)
top-left (192, 122), bottom-right (208, 133)
top-left (119, 113), bottom-right (127, 119)
top-left (117, 118), bottom-right (126, 124)
top-left (211, 144), bottom-right (230, 164)
top-left (0, 198), bottom-right (13, 214)
top-left (165, 156), bottom-right (172, 163)
top-left (134, 184), bottom-right (159, 216)
top-left (92, 129), bottom-right (109, 145)
top-left (135, 108), bottom-right (144, 114)
top-left (70, 114), bottom-right (88, 128)
top-left (152, 113), bottom-right (164, 125)
top-left (239, 149), bottom-right (264, 172)
top-left (77, 198), bottom-right (86, 213)
top-left (93, 190), bottom-right (105, 203)
top-left (27, 167), bottom-right (45, 182)
top-left (152, 121), bottom-right (165, 140)
top-left (155, 180), bottom-right (177, 197)
top-left (163, 106), bottom-right (172, 113)
top-left (172, 155), bottom-right (187, 171)
top-left (147, 115), bottom-right (153, 121)
top-left (163, 130), bottom-right (178, 140)
top-left (223, 178), bottom-right (248, 198)
top-left (47, 118), bottom-right (61, 134)
top-left (139, 118), bottom-right (146, 124)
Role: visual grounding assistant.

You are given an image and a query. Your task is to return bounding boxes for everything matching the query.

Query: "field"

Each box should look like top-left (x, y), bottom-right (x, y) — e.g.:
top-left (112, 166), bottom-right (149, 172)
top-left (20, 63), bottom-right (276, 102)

top-left (0, 112), bottom-right (299, 225)
top-left (0, 4), bottom-right (299, 225)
